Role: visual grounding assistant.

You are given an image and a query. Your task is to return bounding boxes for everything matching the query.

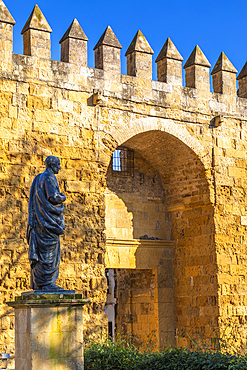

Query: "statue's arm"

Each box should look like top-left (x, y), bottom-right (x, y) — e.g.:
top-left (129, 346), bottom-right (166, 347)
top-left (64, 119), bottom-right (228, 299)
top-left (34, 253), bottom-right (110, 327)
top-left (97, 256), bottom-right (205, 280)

top-left (27, 226), bottom-right (38, 268)
top-left (49, 192), bottom-right (66, 205)
top-left (45, 175), bottom-right (66, 205)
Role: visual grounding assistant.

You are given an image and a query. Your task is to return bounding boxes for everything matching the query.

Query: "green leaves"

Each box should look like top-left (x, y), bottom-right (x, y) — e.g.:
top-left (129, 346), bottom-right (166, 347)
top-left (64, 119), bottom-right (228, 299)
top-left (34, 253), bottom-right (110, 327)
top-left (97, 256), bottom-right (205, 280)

top-left (84, 340), bottom-right (247, 370)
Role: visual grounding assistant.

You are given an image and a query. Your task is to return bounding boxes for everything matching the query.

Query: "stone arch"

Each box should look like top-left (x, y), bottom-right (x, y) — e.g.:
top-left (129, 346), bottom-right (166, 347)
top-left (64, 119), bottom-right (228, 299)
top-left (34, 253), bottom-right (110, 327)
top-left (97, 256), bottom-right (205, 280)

top-left (104, 119), bottom-right (217, 349)
top-left (109, 116), bottom-right (212, 171)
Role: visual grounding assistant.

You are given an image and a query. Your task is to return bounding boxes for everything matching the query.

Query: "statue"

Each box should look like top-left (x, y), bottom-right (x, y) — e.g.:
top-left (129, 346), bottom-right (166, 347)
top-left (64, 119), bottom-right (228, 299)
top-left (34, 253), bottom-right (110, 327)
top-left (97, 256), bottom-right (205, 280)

top-left (27, 156), bottom-right (66, 291)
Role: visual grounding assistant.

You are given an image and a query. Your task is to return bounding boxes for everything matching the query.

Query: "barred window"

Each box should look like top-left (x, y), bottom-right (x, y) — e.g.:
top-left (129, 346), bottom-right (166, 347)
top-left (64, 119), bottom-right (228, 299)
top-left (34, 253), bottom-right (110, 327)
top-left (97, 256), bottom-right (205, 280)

top-left (112, 148), bottom-right (134, 176)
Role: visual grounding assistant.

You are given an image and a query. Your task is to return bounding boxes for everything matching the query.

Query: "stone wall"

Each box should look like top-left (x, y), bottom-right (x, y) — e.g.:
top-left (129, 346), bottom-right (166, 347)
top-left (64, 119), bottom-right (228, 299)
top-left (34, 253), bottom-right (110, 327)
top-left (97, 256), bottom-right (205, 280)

top-left (105, 150), bottom-right (171, 240)
top-left (1, 0), bottom-right (247, 359)
top-left (115, 268), bottom-right (159, 350)
top-left (0, 71), bottom-right (109, 355)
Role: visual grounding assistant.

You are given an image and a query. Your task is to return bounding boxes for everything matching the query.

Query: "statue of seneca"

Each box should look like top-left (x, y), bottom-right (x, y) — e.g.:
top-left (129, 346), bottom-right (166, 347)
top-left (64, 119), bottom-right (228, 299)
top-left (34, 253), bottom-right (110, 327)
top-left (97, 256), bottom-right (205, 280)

top-left (27, 156), bottom-right (66, 291)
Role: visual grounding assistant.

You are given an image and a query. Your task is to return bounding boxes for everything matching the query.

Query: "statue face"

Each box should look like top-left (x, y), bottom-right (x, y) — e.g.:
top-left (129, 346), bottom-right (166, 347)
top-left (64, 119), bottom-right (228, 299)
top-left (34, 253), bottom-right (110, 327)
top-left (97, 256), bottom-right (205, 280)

top-left (50, 160), bottom-right (61, 174)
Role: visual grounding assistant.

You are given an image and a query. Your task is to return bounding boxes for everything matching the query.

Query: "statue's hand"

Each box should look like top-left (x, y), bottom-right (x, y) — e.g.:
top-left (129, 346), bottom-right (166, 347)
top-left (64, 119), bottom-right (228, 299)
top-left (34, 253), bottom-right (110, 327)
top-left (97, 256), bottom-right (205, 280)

top-left (30, 259), bottom-right (38, 269)
top-left (60, 193), bottom-right (66, 202)
top-left (49, 193), bottom-right (66, 205)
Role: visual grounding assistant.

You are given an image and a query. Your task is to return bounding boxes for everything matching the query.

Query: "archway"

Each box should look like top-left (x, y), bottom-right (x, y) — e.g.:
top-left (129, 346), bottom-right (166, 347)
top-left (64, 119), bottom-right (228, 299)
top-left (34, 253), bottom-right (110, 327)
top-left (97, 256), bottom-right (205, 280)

top-left (104, 129), bottom-right (217, 349)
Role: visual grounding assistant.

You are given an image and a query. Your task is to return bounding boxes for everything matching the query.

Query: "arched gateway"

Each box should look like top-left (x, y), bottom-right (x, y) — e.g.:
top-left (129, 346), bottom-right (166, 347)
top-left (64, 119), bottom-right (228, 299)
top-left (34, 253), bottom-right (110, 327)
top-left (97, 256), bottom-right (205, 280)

top-left (103, 123), bottom-right (217, 348)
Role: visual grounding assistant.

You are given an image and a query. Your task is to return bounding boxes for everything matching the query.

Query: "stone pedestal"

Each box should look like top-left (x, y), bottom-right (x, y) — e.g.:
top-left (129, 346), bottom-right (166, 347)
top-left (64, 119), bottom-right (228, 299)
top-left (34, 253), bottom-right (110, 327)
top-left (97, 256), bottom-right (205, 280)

top-left (7, 293), bottom-right (90, 370)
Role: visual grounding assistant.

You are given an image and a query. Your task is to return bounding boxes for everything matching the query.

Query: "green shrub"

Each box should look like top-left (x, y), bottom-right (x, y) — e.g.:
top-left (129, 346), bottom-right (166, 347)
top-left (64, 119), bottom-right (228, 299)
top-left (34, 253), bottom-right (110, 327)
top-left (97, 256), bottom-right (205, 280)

top-left (84, 340), bottom-right (247, 370)
top-left (84, 340), bottom-right (143, 370)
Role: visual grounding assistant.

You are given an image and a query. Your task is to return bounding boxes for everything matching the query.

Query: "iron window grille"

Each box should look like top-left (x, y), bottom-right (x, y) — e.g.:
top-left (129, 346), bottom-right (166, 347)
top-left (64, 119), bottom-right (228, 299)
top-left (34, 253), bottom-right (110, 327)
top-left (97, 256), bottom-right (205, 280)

top-left (111, 148), bottom-right (134, 176)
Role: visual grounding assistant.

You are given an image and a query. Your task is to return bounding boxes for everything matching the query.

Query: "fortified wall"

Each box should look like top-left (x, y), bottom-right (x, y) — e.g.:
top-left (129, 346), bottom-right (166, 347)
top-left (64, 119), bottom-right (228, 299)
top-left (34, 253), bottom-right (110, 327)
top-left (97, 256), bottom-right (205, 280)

top-left (1, 0), bottom-right (247, 358)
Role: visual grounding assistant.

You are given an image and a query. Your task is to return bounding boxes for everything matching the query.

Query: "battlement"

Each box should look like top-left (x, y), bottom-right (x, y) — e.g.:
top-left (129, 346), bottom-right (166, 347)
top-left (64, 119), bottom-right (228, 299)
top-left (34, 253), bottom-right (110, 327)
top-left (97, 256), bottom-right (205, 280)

top-left (0, 1), bottom-right (246, 99)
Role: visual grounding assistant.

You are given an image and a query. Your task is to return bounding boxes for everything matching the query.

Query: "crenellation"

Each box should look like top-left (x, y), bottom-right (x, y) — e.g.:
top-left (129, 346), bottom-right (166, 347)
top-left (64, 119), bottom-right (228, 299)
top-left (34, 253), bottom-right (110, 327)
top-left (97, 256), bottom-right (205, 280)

top-left (237, 61), bottom-right (247, 98)
top-left (94, 26), bottom-right (122, 74)
top-left (125, 30), bottom-right (154, 80)
top-left (184, 45), bottom-right (211, 91)
top-left (211, 52), bottom-right (237, 96)
top-left (21, 5), bottom-right (52, 59)
top-left (0, 0), bottom-right (15, 72)
top-left (60, 19), bottom-right (88, 67)
top-left (0, 1), bottom-right (246, 100)
top-left (155, 38), bottom-right (183, 85)
top-left (0, 0), bottom-right (15, 25)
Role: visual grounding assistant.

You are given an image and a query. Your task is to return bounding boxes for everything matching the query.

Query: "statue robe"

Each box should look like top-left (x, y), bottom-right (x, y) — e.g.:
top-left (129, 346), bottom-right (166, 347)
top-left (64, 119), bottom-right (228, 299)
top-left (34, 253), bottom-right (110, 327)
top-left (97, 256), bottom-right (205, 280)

top-left (27, 170), bottom-right (65, 290)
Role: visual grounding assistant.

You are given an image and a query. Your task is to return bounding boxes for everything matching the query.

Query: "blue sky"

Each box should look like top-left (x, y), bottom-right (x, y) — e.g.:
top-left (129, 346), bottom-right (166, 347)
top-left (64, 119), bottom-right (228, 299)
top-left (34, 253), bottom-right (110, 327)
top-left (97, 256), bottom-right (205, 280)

top-left (3, 0), bottom-right (246, 81)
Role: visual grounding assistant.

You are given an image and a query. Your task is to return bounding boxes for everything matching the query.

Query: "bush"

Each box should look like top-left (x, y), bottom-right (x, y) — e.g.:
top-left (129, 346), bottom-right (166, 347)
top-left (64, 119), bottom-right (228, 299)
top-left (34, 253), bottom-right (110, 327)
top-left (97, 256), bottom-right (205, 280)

top-left (84, 340), bottom-right (143, 370)
top-left (84, 340), bottom-right (247, 370)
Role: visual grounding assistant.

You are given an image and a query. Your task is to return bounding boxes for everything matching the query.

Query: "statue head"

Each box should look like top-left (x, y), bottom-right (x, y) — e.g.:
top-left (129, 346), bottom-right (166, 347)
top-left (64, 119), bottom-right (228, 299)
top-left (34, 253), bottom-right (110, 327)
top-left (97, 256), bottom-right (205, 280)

top-left (45, 156), bottom-right (61, 174)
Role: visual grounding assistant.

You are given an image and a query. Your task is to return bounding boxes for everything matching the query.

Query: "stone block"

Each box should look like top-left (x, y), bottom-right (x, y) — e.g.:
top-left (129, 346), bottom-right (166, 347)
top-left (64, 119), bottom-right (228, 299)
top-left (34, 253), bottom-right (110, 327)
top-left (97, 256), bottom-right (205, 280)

top-left (57, 169), bottom-right (76, 181)
top-left (228, 167), bottom-right (245, 178)
top-left (9, 105), bottom-right (17, 118)
top-left (66, 180), bottom-right (90, 193)
top-left (34, 110), bottom-right (63, 124)
top-left (68, 91), bottom-right (89, 103)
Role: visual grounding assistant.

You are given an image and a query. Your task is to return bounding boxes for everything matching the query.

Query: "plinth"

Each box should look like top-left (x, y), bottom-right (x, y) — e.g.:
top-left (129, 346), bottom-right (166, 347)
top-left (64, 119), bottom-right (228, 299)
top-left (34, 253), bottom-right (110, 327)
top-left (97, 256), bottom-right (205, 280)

top-left (7, 293), bottom-right (90, 370)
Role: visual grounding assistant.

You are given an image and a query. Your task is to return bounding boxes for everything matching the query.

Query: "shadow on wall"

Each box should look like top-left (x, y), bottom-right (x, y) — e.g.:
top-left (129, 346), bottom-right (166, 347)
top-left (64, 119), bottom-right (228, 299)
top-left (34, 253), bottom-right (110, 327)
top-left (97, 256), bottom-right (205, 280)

top-left (105, 146), bottom-right (172, 241)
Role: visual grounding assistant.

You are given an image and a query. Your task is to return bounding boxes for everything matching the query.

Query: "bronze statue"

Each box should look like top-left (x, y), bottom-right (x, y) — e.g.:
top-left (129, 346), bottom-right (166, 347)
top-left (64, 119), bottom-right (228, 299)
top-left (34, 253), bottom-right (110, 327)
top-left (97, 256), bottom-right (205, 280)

top-left (27, 156), bottom-right (66, 291)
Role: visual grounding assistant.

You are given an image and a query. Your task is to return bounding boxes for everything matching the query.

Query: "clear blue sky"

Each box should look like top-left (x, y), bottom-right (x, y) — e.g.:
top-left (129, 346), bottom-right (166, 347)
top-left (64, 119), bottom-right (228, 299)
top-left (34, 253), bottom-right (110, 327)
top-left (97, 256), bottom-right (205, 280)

top-left (3, 0), bottom-right (246, 81)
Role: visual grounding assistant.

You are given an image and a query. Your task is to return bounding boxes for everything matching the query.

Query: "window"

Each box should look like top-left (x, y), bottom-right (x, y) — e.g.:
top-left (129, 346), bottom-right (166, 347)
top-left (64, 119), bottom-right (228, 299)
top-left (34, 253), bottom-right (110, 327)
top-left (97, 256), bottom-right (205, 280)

top-left (112, 148), bottom-right (134, 176)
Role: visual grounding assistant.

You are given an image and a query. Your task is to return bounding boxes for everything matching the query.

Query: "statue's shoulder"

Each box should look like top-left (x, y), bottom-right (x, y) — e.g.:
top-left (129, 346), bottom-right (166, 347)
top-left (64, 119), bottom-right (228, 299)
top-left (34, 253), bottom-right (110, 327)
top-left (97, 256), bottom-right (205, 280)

top-left (29, 173), bottom-right (41, 199)
top-left (42, 170), bottom-right (56, 182)
top-left (41, 171), bottom-right (59, 192)
top-left (31, 173), bottom-right (41, 186)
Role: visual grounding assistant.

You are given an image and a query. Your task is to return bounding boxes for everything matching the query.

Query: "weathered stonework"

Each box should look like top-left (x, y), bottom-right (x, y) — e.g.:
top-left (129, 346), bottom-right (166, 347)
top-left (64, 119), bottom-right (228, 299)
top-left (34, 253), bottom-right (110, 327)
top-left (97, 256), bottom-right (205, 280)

top-left (60, 19), bottom-right (88, 67)
top-left (21, 5), bottom-right (52, 59)
top-left (1, 1), bottom-right (247, 362)
top-left (7, 293), bottom-right (90, 369)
